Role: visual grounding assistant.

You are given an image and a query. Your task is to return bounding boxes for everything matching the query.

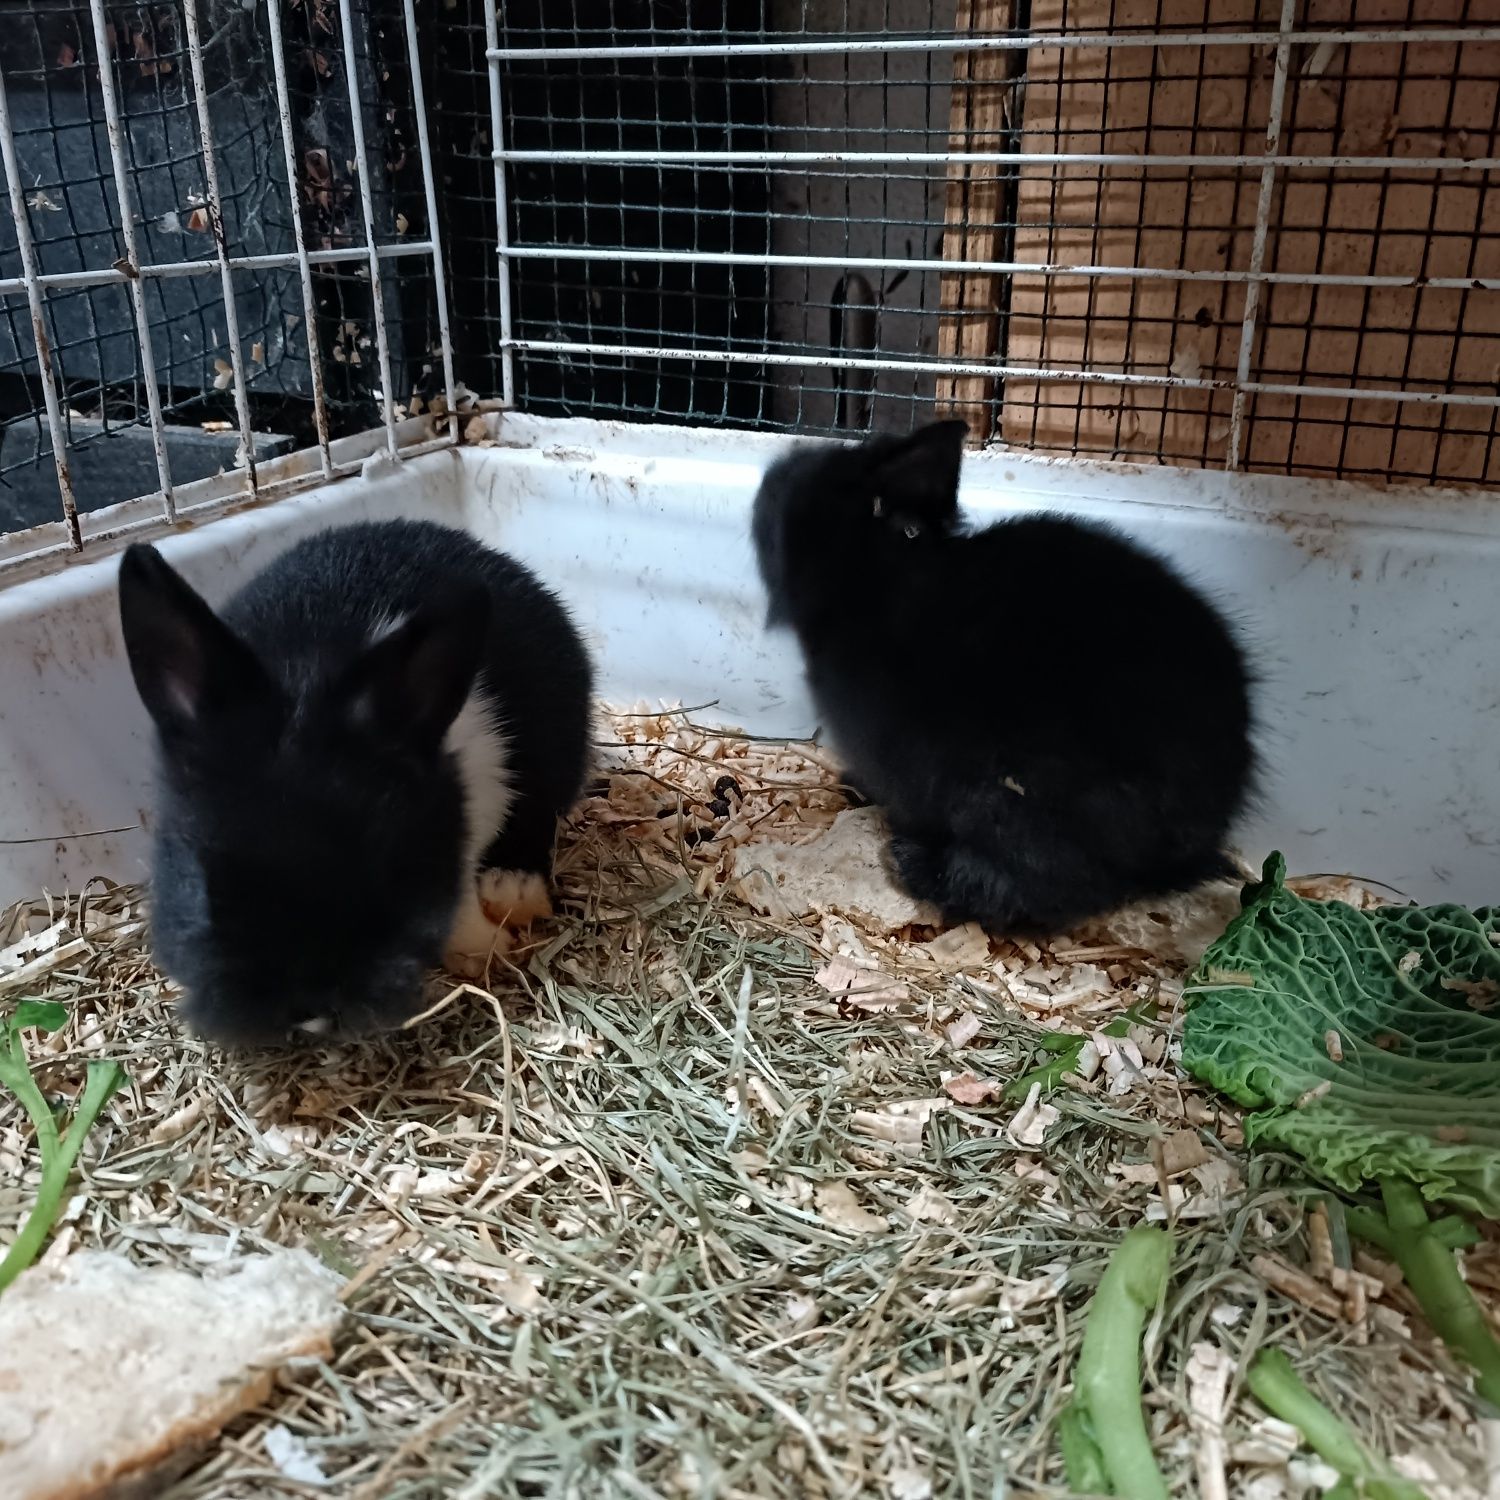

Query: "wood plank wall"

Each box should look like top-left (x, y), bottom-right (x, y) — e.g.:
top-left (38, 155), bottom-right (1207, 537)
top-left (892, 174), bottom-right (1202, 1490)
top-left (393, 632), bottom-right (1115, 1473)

top-left (938, 0), bottom-right (1500, 485)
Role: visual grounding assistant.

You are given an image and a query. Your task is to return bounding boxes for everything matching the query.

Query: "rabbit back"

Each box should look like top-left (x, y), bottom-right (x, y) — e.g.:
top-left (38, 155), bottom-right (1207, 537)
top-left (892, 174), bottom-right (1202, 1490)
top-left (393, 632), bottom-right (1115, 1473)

top-left (753, 427), bottom-right (1255, 933)
top-left (220, 518), bottom-right (593, 869)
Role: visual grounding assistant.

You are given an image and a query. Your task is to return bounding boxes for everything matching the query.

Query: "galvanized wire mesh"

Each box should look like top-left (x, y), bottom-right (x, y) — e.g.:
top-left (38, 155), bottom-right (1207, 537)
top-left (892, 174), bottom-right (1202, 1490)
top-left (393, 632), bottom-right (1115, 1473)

top-left (0, 0), bottom-right (439, 534)
top-left (448, 0), bottom-right (1500, 486)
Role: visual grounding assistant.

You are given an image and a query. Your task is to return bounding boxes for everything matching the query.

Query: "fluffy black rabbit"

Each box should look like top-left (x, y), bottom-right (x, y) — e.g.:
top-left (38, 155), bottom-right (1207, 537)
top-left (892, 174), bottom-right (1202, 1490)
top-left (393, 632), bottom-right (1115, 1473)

top-left (752, 419), bottom-right (1255, 936)
top-left (118, 519), bottom-right (593, 1046)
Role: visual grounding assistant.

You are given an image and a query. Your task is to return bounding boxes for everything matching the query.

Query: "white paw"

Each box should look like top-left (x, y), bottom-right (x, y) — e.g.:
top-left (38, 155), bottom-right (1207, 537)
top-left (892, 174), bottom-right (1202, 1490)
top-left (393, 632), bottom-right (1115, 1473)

top-left (478, 869), bottom-right (553, 929)
top-left (443, 884), bottom-right (515, 977)
top-left (442, 938), bottom-right (514, 980)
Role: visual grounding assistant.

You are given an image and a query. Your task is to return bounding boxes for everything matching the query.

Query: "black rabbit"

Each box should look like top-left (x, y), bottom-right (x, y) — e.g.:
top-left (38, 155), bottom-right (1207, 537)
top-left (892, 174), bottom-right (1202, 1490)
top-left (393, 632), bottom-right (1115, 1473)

top-left (752, 419), bottom-right (1256, 936)
top-left (118, 518), bottom-right (593, 1046)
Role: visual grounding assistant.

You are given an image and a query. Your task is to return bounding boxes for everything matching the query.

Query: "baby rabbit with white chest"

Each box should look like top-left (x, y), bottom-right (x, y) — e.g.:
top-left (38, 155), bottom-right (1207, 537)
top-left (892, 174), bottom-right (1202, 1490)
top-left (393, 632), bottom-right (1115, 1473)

top-left (118, 518), bottom-right (592, 1046)
top-left (752, 419), bottom-right (1256, 937)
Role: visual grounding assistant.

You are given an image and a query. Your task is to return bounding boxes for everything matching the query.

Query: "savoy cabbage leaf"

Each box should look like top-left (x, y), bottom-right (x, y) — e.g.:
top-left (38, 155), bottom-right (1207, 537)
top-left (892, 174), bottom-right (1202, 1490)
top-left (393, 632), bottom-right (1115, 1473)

top-left (1181, 853), bottom-right (1500, 1218)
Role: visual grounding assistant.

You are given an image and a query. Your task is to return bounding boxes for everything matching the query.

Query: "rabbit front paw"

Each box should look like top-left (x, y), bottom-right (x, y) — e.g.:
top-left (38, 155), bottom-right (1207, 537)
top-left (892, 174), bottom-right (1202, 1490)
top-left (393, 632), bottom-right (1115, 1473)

top-left (478, 869), bottom-right (553, 928)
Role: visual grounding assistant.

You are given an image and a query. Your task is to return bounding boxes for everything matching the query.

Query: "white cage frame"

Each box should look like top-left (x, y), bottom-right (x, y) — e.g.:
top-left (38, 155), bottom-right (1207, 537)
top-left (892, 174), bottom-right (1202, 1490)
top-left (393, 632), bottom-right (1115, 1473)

top-left (2, 4), bottom-right (1499, 578)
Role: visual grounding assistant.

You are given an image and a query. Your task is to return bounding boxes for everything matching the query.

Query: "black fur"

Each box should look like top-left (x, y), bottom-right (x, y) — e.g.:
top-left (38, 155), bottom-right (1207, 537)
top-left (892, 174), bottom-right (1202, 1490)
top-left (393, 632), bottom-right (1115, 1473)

top-left (119, 519), bottom-right (592, 1047)
top-left (752, 420), bottom-right (1256, 936)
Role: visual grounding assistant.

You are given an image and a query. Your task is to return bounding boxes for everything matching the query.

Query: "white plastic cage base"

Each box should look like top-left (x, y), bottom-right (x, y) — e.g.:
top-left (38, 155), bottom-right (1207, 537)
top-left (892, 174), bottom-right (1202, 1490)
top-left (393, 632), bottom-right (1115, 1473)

top-left (0, 413), bottom-right (1496, 910)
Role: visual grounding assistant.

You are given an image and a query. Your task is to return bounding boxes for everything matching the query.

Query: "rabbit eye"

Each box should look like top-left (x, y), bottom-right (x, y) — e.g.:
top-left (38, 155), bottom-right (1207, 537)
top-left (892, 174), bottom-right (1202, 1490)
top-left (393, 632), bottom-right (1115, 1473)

top-left (904, 523), bottom-right (921, 540)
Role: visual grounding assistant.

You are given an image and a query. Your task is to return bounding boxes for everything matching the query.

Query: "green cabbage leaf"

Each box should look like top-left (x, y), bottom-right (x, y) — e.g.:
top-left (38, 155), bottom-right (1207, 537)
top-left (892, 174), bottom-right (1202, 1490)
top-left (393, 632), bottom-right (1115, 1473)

top-left (1181, 854), bottom-right (1500, 1218)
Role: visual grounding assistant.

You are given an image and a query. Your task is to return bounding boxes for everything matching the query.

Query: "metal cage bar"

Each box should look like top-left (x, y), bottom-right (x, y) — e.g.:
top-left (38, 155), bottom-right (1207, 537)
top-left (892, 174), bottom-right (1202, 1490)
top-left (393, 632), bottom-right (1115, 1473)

top-left (0, 63), bottom-right (81, 547)
top-left (4, 5), bottom-right (1498, 551)
top-left (3, 426), bottom-right (466, 576)
top-left (86, 0), bottom-right (176, 519)
top-left (0, 243), bottom-right (438, 302)
top-left (1225, 0), bottom-right (1297, 471)
top-left (337, 0), bottom-right (399, 459)
top-left (484, 0), bottom-right (516, 407)
top-left (266, 0), bottom-right (334, 477)
top-left (181, 0), bottom-right (258, 493)
top-left (497, 243), bottom-right (1500, 296)
top-left (493, 148), bottom-right (1500, 171)
top-left (485, 28), bottom-right (1500, 61)
top-left (403, 0), bottom-right (458, 435)
top-left (496, 339), bottom-right (1500, 411)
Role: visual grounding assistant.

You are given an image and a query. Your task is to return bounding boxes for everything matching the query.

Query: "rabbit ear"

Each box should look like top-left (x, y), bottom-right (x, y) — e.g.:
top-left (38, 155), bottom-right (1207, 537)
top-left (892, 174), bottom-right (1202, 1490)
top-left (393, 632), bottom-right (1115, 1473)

top-left (119, 544), bottom-right (280, 744)
top-left (338, 585), bottom-right (490, 753)
top-left (867, 419), bottom-right (969, 524)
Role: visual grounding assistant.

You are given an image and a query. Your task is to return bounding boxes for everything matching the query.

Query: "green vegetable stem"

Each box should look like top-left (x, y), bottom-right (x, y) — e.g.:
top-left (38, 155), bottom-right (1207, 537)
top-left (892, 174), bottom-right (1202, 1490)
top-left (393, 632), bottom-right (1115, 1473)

top-left (1348, 1181), bottom-right (1500, 1409)
top-left (1057, 1402), bottom-right (1109, 1494)
top-left (1067, 1224), bottom-right (1173, 1500)
top-left (1004, 998), bottom-right (1161, 1103)
top-left (1246, 1349), bottom-right (1428, 1500)
top-left (0, 1001), bottom-right (126, 1295)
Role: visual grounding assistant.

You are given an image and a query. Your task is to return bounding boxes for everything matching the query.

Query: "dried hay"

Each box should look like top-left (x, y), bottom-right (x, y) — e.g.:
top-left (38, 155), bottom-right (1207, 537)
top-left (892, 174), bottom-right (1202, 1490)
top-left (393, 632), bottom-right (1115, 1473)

top-left (0, 706), bottom-right (1492, 1498)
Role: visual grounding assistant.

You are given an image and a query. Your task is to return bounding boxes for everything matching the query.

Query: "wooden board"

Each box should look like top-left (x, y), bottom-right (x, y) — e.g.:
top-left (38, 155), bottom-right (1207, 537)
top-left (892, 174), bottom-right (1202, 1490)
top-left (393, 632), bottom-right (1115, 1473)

top-left (989, 0), bottom-right (1500, 485)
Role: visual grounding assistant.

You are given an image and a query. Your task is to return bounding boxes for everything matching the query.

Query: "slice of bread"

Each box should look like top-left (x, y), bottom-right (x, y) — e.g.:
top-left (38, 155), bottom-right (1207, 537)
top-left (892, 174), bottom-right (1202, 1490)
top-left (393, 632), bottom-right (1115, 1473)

top-left (0, 1247), bottom-right (344, 1500)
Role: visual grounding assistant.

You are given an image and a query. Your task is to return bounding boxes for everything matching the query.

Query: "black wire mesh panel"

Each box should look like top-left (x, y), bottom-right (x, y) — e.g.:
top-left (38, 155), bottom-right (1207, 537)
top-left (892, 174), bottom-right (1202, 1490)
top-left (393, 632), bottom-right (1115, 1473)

top-left (432, 0), bottom-right (956, 438)
top-left (0, 0), bottom-right (435, 528)
top-left (433, 0), bottom-right (776, 430)
top-left (430, 0), bottom-right (1500, 485)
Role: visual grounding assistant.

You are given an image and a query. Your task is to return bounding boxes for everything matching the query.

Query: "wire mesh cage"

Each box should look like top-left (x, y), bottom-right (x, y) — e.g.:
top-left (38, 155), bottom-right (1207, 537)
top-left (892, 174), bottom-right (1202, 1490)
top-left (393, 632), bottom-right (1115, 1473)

top-left (468, 0), bottom-right (1500, 483)
top-left (0, 0), bottom-right (452, 552)
top-left (2, 0), bottom-right (1499, 571)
